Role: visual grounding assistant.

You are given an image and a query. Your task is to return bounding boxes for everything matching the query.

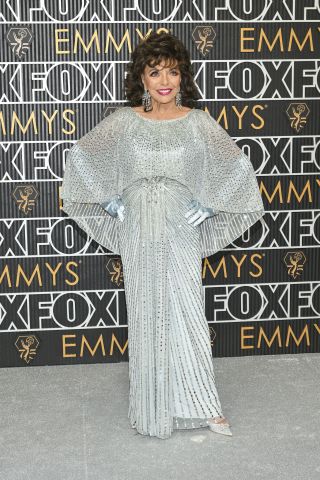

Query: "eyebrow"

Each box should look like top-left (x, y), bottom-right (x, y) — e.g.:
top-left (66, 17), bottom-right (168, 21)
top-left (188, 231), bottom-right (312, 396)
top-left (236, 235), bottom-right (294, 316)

top-left (148, 66), bottom-right (179, 71)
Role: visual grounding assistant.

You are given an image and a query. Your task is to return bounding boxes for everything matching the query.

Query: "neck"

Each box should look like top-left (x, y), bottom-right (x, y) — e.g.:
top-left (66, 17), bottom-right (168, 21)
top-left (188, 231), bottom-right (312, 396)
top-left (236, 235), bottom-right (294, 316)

top-left (149, 99), bottom-right (181, 113)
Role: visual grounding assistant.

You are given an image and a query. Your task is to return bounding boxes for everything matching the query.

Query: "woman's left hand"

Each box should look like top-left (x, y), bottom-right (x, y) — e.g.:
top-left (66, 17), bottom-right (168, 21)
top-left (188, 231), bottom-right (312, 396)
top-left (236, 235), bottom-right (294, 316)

top-left (185, 199), bottom-right (217, 227)
top-left (100, 194), bottom-right (125, 222)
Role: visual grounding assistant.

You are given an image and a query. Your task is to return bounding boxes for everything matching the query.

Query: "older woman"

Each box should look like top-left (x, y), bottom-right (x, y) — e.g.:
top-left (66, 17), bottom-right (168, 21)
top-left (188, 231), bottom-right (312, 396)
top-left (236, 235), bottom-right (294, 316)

top-left (61, 32), bottom-right (265, 440)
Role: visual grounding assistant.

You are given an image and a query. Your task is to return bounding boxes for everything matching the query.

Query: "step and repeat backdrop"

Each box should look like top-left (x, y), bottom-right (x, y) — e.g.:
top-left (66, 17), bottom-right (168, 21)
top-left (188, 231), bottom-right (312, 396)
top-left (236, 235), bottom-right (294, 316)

top-left (0, 1), bottom-right (319, 367)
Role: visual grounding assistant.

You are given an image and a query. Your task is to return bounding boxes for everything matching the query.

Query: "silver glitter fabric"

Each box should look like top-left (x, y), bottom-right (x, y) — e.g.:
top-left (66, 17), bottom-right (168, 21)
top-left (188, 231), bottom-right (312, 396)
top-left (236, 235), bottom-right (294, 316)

top-left (119, 176), bottom-right (224, 439)
top-left (61, 106), bottom-right (265, 439)
top-left (61, 106), bottom-right (265, 258)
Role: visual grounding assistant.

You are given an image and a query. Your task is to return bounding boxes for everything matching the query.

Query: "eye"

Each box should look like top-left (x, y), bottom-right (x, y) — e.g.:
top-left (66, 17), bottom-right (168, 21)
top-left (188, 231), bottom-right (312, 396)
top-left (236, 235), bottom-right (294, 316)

top-left (149, 69), bottom-right (179, 76)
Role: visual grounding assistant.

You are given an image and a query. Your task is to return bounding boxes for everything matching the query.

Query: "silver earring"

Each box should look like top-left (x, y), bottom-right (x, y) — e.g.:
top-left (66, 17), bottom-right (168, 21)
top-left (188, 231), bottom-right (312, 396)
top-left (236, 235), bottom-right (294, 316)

top-left (175, 90), bottom-right (182, 109)
top-left (142, 88), bottom-right (152, 111)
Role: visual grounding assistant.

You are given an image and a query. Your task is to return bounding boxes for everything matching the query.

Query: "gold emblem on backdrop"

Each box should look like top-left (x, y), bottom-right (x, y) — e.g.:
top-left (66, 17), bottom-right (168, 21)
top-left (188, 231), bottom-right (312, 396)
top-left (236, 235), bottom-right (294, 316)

top-left (12, 185), bottom-right (39, 215)
top-left (283, 251), bottom-right (306, 279)
top-left (209, 327), bottom-right (217, 346)
top-left (192, 26), bottom-right (216, 57)
top-left (6, 26), bottom-right (33, 59)
top-left (286, 103), bottom-right (310, 132)
top-left (106, 257), bottom-right (124, 286)
top-left (15, 335), bottom-right (39, 364)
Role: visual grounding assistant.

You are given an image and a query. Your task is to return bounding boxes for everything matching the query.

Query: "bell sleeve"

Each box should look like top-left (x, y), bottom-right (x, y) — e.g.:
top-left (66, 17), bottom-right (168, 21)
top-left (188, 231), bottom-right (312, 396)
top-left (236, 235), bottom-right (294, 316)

top-left (60, 108), bottom-right (124, 254)
top-left (196, 111), bottom-right (266, 258)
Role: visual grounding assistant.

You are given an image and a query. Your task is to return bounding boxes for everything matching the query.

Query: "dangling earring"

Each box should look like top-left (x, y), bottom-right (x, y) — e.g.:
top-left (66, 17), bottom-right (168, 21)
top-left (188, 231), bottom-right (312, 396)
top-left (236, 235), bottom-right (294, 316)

top-left (175, 90), bottom-right (182, 109)
top-left (142, 88), bottom-right (152, 111)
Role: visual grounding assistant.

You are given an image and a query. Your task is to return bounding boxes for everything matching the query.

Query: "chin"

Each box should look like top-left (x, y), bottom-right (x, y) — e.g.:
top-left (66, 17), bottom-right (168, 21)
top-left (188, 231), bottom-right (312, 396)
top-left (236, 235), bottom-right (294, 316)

top-left (155, 94), bottom-right (174, 102)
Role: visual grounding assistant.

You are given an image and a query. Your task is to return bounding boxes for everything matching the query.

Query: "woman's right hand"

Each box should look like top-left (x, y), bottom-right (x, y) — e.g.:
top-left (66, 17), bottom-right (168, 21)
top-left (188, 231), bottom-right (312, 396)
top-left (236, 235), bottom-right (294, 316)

top-left (100, 195), bottom-right (125, 222)
top-left (185, 199), bottom-right (217, 227)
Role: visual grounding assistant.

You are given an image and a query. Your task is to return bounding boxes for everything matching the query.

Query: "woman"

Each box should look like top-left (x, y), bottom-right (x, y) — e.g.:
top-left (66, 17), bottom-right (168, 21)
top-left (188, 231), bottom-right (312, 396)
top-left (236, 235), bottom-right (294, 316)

top-left (61, 32), bottom-right (265, 440)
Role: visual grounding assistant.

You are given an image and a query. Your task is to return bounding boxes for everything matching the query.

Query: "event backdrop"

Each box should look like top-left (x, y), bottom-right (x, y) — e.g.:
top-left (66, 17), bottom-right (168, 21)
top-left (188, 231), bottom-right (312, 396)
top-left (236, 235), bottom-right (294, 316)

top-left (0, 1), bottom-right (319, 367)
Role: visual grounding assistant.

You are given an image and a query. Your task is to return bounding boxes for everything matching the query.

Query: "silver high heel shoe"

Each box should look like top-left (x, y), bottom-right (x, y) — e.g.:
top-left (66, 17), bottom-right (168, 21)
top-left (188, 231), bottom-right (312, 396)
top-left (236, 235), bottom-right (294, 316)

top-left (207, 416), bottom-right (233, 436)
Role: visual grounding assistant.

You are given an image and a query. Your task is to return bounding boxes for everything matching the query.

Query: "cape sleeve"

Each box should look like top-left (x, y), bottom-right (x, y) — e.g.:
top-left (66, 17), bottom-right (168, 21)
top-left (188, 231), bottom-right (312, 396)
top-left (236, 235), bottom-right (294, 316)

top-left (196, 111), bottom-right (266, 258)
top-left (60, 108), bottom-right (125, 254)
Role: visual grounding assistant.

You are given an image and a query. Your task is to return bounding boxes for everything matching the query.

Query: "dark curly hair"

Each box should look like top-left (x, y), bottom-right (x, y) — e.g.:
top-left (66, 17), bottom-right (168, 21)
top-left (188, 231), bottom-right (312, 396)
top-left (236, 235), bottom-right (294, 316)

top-left (124, 31), bottom-right (200, 111)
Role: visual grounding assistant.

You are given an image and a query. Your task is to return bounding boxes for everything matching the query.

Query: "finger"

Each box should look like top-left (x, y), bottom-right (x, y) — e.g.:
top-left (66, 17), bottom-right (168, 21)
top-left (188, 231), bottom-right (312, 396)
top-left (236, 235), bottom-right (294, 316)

top-left (118, 206), bottom-right (125, 222)
top-left (185, 206), bottom-right (198, 218)
top-left (193, 212), bottom-right (208, 226)
top-left (186, 212), bottom-right (201, 224)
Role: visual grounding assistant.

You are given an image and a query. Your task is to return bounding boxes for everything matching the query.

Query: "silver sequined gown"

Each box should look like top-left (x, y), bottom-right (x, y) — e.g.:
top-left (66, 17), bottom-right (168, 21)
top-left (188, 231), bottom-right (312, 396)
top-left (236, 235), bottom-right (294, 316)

top-left (61, 106), bottom-right (265, 439)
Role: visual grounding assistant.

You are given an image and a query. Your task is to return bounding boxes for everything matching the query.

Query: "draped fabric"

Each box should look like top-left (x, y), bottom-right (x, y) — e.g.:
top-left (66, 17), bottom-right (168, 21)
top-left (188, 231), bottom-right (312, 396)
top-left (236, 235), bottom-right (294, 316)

top-left (60, 106), bottom-right (266, 439)
top-left (60, 111), bottom-right (123, 254)
top-left (196, 112), bottom-right (265, 257)
top-left (60, 106), bottom-right (265, 258)
top-left (118, 176), bottom-right (223, 439)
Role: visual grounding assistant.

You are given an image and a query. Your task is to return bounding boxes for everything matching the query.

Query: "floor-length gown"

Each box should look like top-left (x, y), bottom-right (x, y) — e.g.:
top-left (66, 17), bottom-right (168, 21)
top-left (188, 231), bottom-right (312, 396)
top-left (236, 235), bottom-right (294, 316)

top-left (60, 105), bottom-right (265, 440)
top-left (118, 176), bottom-right (223, 439)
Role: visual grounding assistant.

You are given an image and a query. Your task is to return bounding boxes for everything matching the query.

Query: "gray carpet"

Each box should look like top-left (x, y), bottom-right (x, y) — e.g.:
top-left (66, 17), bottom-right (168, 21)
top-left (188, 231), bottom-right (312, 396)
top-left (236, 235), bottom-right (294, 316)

top-left (0, 352), bottom-right (319, 480)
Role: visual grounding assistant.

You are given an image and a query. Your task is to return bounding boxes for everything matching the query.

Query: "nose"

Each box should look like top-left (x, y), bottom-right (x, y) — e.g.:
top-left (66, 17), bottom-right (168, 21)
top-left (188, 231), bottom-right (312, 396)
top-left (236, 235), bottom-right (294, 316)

top-left (159, 71), bottom-right (170, 86)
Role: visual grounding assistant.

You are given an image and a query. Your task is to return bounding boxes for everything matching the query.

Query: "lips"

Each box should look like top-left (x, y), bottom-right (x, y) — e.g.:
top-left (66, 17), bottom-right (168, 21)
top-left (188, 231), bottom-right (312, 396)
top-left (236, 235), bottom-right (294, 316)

top-left (157, 89), bottom-right (172, 95)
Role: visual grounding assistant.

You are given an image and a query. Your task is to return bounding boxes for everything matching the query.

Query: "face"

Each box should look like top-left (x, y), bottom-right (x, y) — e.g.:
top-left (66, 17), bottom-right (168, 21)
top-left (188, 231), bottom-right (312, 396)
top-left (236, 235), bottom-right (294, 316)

top-left (140, 58), bottom-right (181, 107)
